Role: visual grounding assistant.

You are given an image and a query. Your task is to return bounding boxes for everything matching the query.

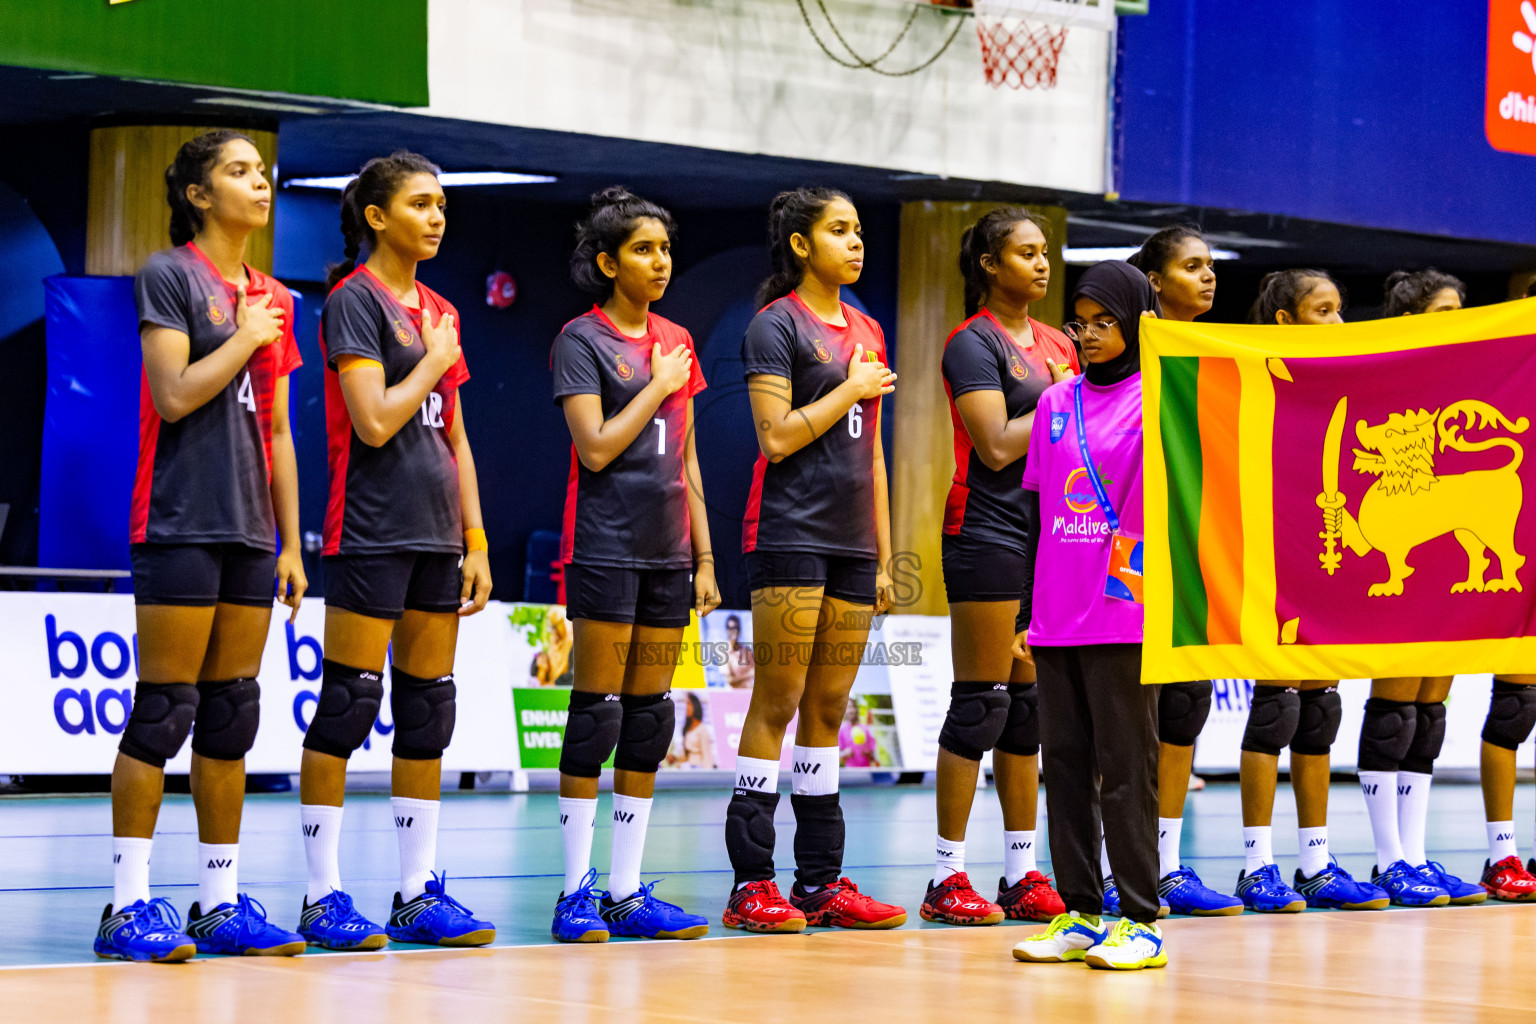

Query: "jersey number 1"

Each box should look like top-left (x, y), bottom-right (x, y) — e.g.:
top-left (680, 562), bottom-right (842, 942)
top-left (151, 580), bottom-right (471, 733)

top-left (654, 418), bottom-right (666, 455)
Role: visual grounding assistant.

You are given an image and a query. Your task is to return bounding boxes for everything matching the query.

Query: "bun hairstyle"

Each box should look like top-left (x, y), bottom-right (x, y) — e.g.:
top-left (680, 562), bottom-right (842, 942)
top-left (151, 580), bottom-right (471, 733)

top-left (165, 129), bottom-right (256, 246)
top-left (1249, 268), bottom-right (1343, 324)
top-left (957, 207), bottom-right (1048, 318)
top-left (756, 187), bottom-right (852, 309)
top-left (325, 150), bottom-right (441, 291)
top-left (569, 186), bottom-right (677, 300)
top-left (1382, 267), bottom-right (1466, 317)
top-left (1127, 224), bottom-right (1206, 276)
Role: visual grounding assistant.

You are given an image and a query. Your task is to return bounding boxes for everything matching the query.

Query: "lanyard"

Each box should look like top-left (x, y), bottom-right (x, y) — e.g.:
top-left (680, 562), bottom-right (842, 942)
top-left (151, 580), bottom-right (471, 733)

top-left (1072, 378), bottom-right (1120, 534)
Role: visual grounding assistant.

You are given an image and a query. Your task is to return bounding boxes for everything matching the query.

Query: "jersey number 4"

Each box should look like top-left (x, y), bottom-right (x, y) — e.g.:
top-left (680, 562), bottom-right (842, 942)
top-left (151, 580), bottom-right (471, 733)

top-left (236, 371), bottom-right (256, 414)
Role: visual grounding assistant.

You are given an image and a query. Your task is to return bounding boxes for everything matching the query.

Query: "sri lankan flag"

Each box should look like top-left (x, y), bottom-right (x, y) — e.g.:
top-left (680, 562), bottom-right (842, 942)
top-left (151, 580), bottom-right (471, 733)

top-left (1141, 298), bottom-right (1536, 683)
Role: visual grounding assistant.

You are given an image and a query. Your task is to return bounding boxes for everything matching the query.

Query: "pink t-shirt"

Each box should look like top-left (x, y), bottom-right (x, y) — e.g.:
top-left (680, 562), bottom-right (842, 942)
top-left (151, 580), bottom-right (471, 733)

top-left (1020, 374), bottom-right (1144, 646)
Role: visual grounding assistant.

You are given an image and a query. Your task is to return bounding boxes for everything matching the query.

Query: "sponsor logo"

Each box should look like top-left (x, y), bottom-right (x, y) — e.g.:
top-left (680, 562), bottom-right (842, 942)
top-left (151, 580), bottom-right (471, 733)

top-left (395, 816), bottom-right (413, 828)
top-left (394, 319), bottom-right (414, 346)
top-left (794, 762), bottom-right (820, 775)
top-left (1362, 783), bottom-right (1378, 796)
top-left (1308, 838), bottom-right (1327, 847)
top-left (1010, 840), bottom-right (1031, 850)
top-left (738, 774), bottom-right (769, 789)
top-left (812, 338), bottom-right (833, 363)
top-left (302, 824), bottom-right (321, 837)
top-left (206, 858), bottom-right (233, 869)
top-left (614, 811), bottom-right (634, 823)
top-left (1049, 411), bottom-right (1068, 443)
top-left (615, 353), bottom-right (634, 381)
top-left (1487, 0), bottom-right (1536, 153)
top-left (207, 295), bottom-right (227, 325)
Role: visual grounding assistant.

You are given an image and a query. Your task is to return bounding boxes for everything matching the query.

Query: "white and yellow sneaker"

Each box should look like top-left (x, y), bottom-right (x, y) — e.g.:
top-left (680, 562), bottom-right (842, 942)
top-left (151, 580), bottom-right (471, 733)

top-left (1084, 918), bottom-right (1167, 970)
top-left (1011, 910), bottom-right (1108, 963)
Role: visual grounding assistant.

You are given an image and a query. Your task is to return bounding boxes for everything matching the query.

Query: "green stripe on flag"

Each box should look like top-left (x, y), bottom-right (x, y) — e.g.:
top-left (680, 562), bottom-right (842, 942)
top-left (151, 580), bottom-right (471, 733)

top-left (1160, 356), bottom-right (1209, 647)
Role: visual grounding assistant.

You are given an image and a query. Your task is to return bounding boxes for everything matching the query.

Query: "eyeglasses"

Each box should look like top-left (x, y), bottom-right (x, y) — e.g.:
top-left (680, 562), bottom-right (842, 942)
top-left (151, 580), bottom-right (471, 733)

top-left (1062, 319), bottom-right (1119, 342)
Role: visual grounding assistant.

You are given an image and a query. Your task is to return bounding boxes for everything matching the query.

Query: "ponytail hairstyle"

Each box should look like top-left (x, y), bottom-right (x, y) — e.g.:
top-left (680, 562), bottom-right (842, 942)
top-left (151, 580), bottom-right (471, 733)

top-left (756, 187), bottom-right (852, 309)
top-left (1248, 269), bottom-right (1343, 324)
top-left (1382, 267), bottom-right (1466, 317)
top-left (165, 129), bottom-right (256, 246)
top-left (1127, 224), bottom-right (1206, 276)
top-left (325, 150), bottom-right (442, 292)
top-left (957, 206), bottom-right (1048, 318)
top-left (569, 186), bottom-right (677, 300)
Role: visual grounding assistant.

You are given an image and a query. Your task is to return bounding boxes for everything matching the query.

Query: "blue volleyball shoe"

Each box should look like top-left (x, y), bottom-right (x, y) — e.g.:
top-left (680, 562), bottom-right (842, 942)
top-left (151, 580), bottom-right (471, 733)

top-left (599, 880), bottom-right (710, 939)
top-left (1235, 864), bottom-right (1306, 913)
top-left (1372, 860), bottom-right (1450, 907)
top-left (298, 890), bottom-right (388, 951)
top-left (1159, 866), bottom-right (1244, 916)
top-left (552, 868), bottom-right (610, 943)
top-left (387, 873), bottom-right (496, 947)
top-left (1102, 875), bottom-right (1169, 918)
top-left (1417, 861), bottom-right (1488, 905)
top-left (186, 894), bottom-right (305, 956)
top-left (94, 898), bottom-right (196, 962)
top-left (1011, 911), bottom-right (1109, 963)
top-left (1294, 858), bottom-right (1389, 910)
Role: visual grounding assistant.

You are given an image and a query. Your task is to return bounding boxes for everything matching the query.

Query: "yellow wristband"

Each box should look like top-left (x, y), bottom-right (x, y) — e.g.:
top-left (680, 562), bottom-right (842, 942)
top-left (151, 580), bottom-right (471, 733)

top-left (465, 528), bottom-right (488, 553)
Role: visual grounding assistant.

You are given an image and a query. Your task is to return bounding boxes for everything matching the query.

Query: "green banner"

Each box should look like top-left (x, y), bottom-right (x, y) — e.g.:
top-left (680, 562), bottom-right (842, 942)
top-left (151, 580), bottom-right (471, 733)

top-left (512, 687), bottom-right (616, 771)
top-left (5, 0), bottom-right (428, 107)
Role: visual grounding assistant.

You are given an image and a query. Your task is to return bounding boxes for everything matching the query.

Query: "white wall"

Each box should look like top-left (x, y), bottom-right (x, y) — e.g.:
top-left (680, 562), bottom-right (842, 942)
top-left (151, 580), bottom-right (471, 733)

top-left (423, 0), bottom-right (1110, 193)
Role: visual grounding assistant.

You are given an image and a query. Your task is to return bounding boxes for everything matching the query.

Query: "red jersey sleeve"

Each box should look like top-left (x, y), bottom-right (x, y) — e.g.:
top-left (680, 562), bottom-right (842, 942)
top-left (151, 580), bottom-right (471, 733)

top-left (683, 330), bottom-right (707, 399)
top-left (275, 284), bottom-right (303, 377)
top-left (435, 296), bottom-right (471, 391)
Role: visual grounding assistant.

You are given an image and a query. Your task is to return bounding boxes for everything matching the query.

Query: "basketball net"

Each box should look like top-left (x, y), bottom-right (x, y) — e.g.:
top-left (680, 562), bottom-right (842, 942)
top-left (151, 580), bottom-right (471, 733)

top-left (974, 15), bottom-right (1069, 89)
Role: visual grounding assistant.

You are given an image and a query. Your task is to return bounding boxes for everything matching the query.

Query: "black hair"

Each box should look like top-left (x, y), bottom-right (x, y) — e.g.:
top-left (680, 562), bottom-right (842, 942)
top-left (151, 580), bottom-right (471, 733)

top-left (569, 186), bottom-right (677, 300)
top-left (957, 207), bottom-right (1049, 317)
top-left (1382, 268), bottom-right (1466, 317)
top-left (1526, 277), bottom-right (1536, 299)
top-left (1127, 224), bottom-right (1207, 276)
top-left (757, 187), bottom-right (852, 308)
top-left (1248, 269), bottom-right (1343, 324)
top-left (325, 150), bottom-right (442, 292)
top-left (684, 692), bottom-right (705, 728)
top-left (165, 129), bottom-right (257, 246)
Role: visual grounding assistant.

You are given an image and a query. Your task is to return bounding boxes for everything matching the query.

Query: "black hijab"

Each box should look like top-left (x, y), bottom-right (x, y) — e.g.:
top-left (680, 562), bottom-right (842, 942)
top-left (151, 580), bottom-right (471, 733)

top-left (1071, 261), bottom-right (1161, 386)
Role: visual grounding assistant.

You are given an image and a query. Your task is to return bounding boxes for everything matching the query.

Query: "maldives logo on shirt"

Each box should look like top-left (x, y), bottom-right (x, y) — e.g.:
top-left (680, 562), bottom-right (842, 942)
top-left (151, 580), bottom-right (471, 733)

top-left (812, 339), bottom-right (833, 363)
top-left (393, 320), bottom-right (414, 346)
top-left (1063, 467), bottom-right (1099, 514)
top-left (1009, 354), bottom-right (1028, 379)
top-left (206, 296), bottom-right (227, 326)
top-left (1487, 0), bottom-right (1536, 154)
top-left (615, 353), bottom-right (635, 381)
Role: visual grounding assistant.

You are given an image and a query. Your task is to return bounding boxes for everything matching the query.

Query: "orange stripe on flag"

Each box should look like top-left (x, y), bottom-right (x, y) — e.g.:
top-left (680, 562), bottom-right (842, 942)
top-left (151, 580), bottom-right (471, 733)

top-left (1196, 358), bottom-right (1243, 646)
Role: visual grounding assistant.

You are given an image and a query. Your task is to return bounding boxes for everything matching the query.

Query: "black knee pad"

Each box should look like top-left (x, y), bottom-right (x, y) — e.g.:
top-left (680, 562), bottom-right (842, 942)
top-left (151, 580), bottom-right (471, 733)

top-left (1240, 685), bottom-right (1300, 756)
top-left (118, 682), bottom-right (200, 768)
top-left (792, 792), bottom-right (846, 888)
top-left (1482, 681), bottom-right (1536, 751)
top-left (390, 668), bottom-right (456, 761)
top-left (1291, 686), bottom-right (1342, 756)
top-left (1401, 700), bottom-right (1448, 774)
top-left (1357, 697), bottom-right (1417, 771)
top-left (303, 659), bottom-right (385, 759)
top-left (937, 682), bottom-right (1011, 761)
top-left (190, 678), bottom-right (261, 761)
top-left (725, 789), bottom-right (780, 885)
top-left (558, 690), bottom-right (623, 778)
top-left (1158, 680), bottom-right (1213, 747)
top-left (613, 692), bottom-right (676, 772)
top-left (996, 683), bottom-right (1040, 757)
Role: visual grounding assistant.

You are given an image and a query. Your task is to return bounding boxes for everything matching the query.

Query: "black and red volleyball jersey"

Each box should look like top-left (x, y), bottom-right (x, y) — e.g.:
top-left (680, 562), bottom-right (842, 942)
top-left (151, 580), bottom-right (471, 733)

top-left (741, 292), bottom-right (886, 558)
top-left (320, 266), bottom-right (470, 556)
top-left (942, 310), bottom-right (1078, 551)
top-left (551, 307), bottom-right (706, 569)
top-left (131, 243), bottom-right (302, 551)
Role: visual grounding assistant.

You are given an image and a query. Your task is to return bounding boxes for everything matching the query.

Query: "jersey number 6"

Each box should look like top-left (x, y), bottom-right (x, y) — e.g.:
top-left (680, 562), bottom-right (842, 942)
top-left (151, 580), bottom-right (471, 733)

top-left (848, 403), bottom-right (863, 439)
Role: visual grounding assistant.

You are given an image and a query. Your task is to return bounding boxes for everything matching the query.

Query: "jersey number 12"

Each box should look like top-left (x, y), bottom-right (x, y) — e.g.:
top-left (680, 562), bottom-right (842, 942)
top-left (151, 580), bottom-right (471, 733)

top-left (420, 392), bottom-right (445, 428)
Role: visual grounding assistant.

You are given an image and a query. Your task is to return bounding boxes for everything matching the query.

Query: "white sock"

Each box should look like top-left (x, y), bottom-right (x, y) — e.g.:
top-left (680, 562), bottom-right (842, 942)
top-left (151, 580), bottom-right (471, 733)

top-left (1157, 817), bottom-right (1182, 878)
top-left (1488, 821), bottom-right (1518, 862)
top-left (198, 843), bottom-right (239, 910)
top-left (559, 796), bottom-right (598, 895)
top-left (1358, 771), bottom-right (1403, 868)
top-left (112, 836), bottom-right (152, 912)
top-left (1242, 826), bottom-right (1274, 872)
top-left (1003, 830), bottom-right (1036, 885)
top-left (734, 755), bottom-right (780, 795)
top-left (1099, 832), bottom-right (1113, 880)
top-left (1297, 826), bottom-right (1329, 878)
top-left (1397, 771), bottom-right (1432, 868)
top-left (608, 794), bottom-right (654, 899)
top-left (392, 796), bottom-right (440, 900)
top-left (301, 803), bottom-right (345, 902)
top-left (935, 836), bottom-right (965, 882)
top-left (791, 745), bottom-right (839, 796)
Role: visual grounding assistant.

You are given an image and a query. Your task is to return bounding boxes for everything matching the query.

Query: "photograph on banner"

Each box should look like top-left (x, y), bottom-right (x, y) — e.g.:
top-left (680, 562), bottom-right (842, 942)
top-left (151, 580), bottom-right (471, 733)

top-left (840, 694), bottom-right (901, 768)
top-left (699, 608), bottom-right (755, 688)
top-left (508, 603), bottom-right (705, 689)
top-left (664, 690), bottom-right (717, 769)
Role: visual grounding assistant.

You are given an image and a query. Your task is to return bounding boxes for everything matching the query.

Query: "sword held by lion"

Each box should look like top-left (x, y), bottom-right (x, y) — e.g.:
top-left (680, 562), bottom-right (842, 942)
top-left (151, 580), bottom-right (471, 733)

top-left (1317, 397), bottom-right (1528, 597)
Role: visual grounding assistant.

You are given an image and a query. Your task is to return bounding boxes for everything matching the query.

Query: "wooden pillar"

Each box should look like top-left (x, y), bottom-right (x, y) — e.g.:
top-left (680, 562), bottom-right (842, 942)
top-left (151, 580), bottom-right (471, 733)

top-left (891, 201), bottom-right (1068, 617)
top-left (87, 125), bottom-right (278, 276)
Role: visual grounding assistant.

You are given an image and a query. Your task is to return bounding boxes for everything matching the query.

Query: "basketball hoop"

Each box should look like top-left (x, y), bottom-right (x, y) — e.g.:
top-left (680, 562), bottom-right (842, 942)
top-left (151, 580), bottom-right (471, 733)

top-left (933, 0), bottom-right (1114, 90)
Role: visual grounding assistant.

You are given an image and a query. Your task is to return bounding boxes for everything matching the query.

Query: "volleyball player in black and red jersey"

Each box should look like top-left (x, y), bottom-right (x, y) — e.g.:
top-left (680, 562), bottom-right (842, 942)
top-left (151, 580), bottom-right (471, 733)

top-left (295, 152), bottom-right (495, 949)
top-left (921, 208), bottom-right (1073, 927)
top-left (548, 188), bottom-right (717, 943)
top-left (721, 188), bottom-right (905, 932)
top-left (1123, 227), bottom-right (1243, 915)
top-left (98, 130), bottom-right (307, 962)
